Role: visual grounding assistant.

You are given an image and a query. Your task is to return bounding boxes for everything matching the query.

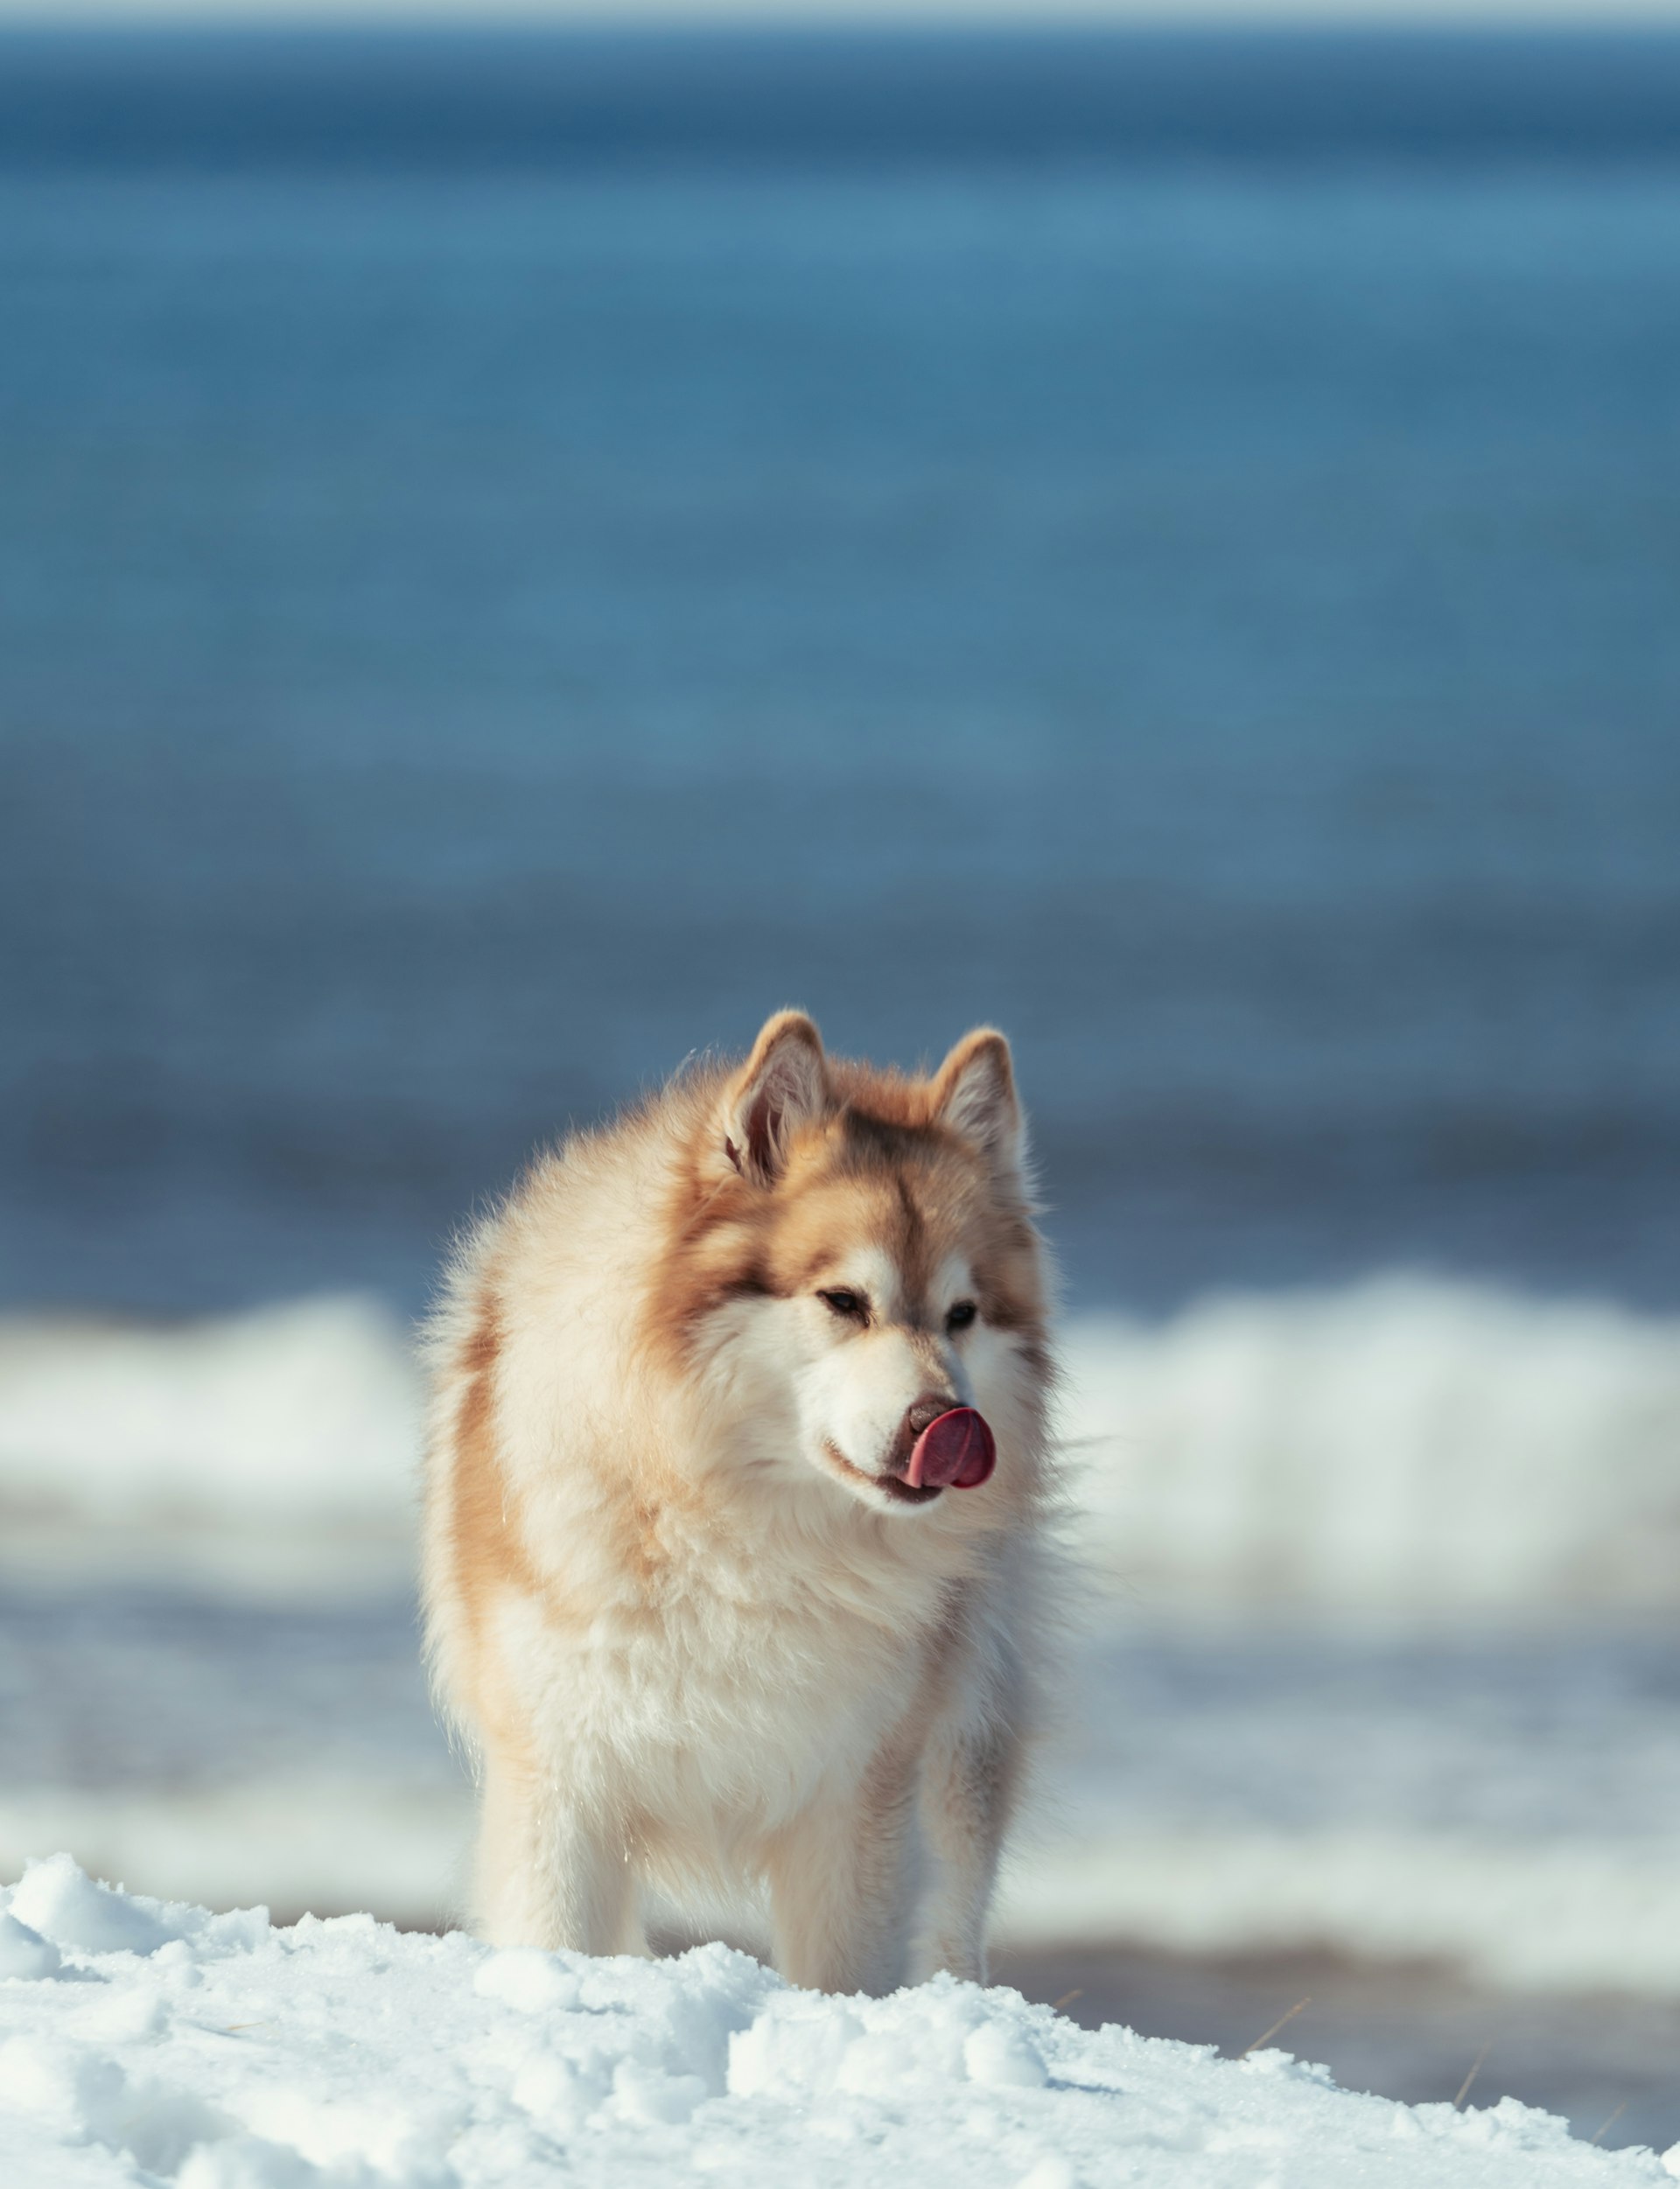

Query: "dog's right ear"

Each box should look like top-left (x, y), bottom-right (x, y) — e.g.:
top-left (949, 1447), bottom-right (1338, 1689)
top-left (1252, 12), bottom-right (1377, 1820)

top-left (931, 1026), bottom-right (1023, 1178)
top-left (718, 1011), bottom-right (829, 1185)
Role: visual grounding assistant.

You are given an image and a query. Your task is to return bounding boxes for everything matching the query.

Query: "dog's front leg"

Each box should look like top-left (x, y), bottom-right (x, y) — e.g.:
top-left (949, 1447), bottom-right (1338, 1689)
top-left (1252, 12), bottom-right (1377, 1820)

top-left (471, 1743), bottom-right (640, 1955)
top-left (913, 1708), bottom-right (1025, 1986)
top-left (766, 1753), bottom-right (919, 1996)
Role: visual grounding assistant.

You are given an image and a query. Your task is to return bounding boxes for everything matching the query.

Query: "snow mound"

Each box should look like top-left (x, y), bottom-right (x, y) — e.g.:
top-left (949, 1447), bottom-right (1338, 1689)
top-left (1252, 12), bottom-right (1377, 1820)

top-left (0, 1859), bottom-right (1671, 2188)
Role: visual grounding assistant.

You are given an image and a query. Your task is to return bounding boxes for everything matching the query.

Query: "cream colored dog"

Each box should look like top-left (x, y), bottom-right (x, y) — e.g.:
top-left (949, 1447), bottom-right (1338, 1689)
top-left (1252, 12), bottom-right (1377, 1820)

top-left (422, 1011), bottom-right (1058, 1994)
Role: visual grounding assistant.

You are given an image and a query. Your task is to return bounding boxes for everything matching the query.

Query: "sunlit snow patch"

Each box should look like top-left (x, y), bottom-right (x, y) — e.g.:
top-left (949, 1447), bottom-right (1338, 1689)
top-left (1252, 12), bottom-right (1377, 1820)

top-left (0, 1857), bottom-right (1673, 2188)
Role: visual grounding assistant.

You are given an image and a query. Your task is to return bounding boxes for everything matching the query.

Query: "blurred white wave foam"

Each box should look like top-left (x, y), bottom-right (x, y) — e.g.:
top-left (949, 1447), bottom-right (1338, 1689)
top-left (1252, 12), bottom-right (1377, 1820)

top-left (0, 1295), bottom-right (418, 1594)
top-left (0, 1276), bottom-right (1676, 1614)
top-left (1063, 1277), bottom-right (1680, 1619)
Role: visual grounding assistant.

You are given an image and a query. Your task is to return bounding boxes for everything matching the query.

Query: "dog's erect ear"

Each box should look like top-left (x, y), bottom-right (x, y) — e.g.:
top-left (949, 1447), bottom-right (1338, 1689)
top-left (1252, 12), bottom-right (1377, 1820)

top-left (931, 1028), bottom-right (1023, 1175)
top-left (720, 1011), bottom-right (829, 1185)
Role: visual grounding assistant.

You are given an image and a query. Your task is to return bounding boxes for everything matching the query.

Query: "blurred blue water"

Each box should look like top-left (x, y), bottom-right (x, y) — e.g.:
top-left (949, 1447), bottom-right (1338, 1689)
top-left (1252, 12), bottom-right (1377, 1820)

top-left (2, 31), bottom-right (1678, 1315)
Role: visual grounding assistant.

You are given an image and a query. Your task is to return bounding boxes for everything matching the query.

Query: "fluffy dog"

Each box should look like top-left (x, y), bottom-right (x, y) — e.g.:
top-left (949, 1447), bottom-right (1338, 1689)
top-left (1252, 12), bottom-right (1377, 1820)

top-left (422, 1010), bottom-right (1057, 1993)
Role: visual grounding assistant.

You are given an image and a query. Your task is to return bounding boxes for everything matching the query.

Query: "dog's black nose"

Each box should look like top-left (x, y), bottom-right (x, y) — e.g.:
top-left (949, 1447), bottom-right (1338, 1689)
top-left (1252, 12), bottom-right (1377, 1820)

top-left (905, 1394), bottom-right (959, 1440)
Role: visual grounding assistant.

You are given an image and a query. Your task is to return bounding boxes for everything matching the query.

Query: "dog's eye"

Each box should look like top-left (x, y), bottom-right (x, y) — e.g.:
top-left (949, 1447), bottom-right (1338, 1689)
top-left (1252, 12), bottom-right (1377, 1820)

top-left (946, 1300), bottom-right (978, 1333)
top-left (818, 1289), bottom-right (869, 1323)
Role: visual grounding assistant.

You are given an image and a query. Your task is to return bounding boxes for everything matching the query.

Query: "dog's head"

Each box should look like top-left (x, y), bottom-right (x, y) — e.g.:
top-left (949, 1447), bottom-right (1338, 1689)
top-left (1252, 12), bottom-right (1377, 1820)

top-left (666, 1011), bottom-right (1054, 1521)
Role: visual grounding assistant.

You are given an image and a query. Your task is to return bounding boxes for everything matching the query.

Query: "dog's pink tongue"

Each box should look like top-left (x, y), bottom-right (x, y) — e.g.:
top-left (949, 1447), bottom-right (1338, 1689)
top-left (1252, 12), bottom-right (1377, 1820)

top-left (906, 1408), bottom-right (997, 1492)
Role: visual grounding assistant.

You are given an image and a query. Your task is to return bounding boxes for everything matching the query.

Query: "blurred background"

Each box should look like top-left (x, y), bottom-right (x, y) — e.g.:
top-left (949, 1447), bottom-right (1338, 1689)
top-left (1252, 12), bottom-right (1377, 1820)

top-left (3, 0), bottom-right (1680, 2153)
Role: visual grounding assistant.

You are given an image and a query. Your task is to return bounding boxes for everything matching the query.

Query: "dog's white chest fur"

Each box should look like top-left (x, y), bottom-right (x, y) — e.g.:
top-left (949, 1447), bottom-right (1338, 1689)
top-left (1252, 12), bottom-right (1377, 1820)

top-left (486, 1563), bottom-right (931, 1836)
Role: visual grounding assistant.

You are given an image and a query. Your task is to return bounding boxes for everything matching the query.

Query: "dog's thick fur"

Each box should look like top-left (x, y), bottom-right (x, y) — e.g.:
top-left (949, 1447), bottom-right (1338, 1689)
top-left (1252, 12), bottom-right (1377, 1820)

top-left (421, 1011), bottom-right (1057, 1994)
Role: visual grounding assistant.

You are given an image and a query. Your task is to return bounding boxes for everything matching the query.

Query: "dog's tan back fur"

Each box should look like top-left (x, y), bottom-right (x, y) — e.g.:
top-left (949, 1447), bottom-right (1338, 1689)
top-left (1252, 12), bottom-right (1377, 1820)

top-left (422, 1011), bottom-right (1057, 1991)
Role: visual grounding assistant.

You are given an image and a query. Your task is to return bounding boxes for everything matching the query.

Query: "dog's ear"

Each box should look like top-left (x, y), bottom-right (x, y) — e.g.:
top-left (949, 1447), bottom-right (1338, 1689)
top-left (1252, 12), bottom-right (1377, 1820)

top-left (931, 1027), bottom-right (1023, 1176)
top-left (720, 1011), bottom-right (830, 1185)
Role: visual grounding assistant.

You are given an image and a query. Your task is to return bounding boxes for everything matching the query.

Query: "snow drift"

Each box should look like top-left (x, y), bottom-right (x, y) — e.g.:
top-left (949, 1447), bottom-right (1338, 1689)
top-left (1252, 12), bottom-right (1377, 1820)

top-left (2, 1277), bottom-right (1676, 1614)
top-left (0, 1856), bottom-right (1671, 2189)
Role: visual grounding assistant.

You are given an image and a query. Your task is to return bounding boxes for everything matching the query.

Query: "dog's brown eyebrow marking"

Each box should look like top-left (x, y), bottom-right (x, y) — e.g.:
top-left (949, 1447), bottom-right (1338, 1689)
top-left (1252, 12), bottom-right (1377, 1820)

top-left (676, 1259), bottom-right (780, 1344)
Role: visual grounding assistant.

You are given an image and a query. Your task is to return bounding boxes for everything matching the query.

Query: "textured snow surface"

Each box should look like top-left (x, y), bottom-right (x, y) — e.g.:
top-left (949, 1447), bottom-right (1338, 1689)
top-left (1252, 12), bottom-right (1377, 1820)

top-left (0, 1859), bottom-right (1674, 2189)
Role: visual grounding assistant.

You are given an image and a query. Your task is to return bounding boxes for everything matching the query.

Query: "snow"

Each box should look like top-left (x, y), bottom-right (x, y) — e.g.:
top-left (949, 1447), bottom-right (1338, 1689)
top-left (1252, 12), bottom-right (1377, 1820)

top-left (0, 1857), bottom-right (1671, 2189)
top-left (4, 1276), bottom-right (1677, 1612)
